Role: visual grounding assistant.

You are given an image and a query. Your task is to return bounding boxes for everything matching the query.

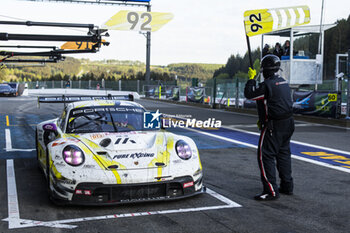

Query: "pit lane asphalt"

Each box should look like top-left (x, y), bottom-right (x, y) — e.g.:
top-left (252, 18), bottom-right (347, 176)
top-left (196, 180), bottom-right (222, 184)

top-left (0, 96), bottom-right (349, 233)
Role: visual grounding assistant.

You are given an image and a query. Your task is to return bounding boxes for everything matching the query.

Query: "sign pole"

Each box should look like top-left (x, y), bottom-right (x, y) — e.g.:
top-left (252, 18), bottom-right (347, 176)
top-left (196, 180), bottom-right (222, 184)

top-left (145, 3), bottom-right (151, 84)
top-left (346, 49), bottom-right (350, 119)
top-left (245, 34), bottom-right (253, 68)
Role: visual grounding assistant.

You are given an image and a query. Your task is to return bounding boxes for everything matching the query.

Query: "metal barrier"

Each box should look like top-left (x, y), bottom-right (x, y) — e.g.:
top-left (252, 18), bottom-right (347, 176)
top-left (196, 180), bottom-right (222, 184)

top-left (25, 77), bottom-right (349, 118)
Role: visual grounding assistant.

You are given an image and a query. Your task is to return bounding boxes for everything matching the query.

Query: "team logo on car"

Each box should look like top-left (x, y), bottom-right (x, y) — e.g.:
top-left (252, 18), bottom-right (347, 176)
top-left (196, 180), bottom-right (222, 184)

top-left (115, 137), bottom-right (136, 144)
top-left (144, 110), bottom-right (161, 129)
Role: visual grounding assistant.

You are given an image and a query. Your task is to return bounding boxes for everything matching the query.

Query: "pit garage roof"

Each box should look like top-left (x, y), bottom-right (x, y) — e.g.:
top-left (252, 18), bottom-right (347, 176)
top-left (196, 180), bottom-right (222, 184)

top-left (264, 24), bottom-right (337, 37)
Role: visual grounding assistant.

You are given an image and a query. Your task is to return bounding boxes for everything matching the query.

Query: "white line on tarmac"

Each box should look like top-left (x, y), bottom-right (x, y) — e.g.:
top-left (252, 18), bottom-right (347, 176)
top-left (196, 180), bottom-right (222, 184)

top-left (2, 134), bottom-right (241, 229)
top-left (227, 123), bottom-right (321, 128)
top-left (223, 125), bottom-right (350, 156)
top-left (4, 129), bottom-right (35, 152)
top-left (2, 185), bottom-right (241, 229)
top-left (5, 129), bottom-right (12, 151)
top-left (3, 159), bottom-right (76, 229)
top-left (6, 149), bottom-right (36, 152)
top-left (19, 187), bottom-right (240, 229)
top-left (183, 127), bottom-right (350, 174)
top-left (6, 160), bottom-right (19, 228)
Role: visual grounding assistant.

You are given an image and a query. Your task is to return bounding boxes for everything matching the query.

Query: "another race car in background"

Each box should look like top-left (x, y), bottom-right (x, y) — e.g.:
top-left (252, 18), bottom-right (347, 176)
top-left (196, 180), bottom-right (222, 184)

top-left (0, 83), bottom-right (17, 96)
top-left (36, 95), bottom-right (204, 205)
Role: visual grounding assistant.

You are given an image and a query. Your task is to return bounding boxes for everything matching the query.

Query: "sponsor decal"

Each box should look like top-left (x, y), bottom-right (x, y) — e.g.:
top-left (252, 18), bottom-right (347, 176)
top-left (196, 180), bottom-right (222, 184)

top-left (84, 190), bottom-right (92, 196)
top-left (83, 164), bottom-right (96, 169)
top-left (183, 181), bottom-right (194, 188)
top-left (60, 179), bottom-right (76, 185)
top-left (54, 161), bottom-right (66, 167)
top-left (43, 124), bottom-right (55, 130)
top-left (89, 131), bottom-right (141, 138)
top-left (114, 122), bottom-right (128, 127)
top-left (90, 133), bottom-right (105, 140)
top-left (144, 110), bottom-right (161, 129)
top-left (75, 189), bottom-right (83, 195)
top-left (115, 137), bottom-right (136, 144)
top-left (72, 107), bottom-right (142, 115)
top-left (67, 138), bottom-right (80, 143)
top-left (52, 138), bottom-right (80, 147)
top-left (52, 141), bottom-right (66, 147)
top-left (113, 152), bottom-right (155, 160)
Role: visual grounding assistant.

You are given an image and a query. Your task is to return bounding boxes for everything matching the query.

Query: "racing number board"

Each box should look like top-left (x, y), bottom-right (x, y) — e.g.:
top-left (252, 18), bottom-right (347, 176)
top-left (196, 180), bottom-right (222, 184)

top-left (244, 5), bottom-right (310, 37)
top-left (102, 10), bottom-right (174, 32)
top-left (60, 40), bottom-right (107, 50)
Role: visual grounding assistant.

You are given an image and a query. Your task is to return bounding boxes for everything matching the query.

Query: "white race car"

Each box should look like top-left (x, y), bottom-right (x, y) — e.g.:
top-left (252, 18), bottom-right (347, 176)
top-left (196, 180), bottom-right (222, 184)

top-left (36, 95), bottom-right (204, 205)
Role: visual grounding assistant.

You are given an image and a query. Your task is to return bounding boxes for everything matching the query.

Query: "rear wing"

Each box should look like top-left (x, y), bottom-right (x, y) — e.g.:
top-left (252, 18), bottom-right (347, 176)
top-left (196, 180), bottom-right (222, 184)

top-left (38, 94), bottom-right (134, 108)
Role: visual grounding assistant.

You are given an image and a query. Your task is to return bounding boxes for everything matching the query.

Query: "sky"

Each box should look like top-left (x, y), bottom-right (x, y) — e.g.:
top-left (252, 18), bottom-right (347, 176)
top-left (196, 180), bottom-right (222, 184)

top-left (0, 0), bottom-right (349, 66)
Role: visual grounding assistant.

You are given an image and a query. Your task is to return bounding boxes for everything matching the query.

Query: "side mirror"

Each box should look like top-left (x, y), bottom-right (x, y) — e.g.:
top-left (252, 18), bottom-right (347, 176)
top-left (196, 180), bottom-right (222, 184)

top-left (42, 123), bottom-right (58, 145)
top-left (43, 123), bottom-right (58, 134)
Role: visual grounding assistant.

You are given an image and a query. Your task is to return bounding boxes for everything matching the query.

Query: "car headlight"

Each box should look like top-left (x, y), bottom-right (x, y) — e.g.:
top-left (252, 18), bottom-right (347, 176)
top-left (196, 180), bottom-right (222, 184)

top-left (175, 140), bottom-right (192, 160)
top-left (62, 145), bottom-right (85, 166)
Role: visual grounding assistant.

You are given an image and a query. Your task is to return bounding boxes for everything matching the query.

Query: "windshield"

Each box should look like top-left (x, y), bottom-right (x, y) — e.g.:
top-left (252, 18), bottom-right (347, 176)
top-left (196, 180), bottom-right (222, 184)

top-left (0, 85), bottom-right (10, 90)
top-left (7, 83), bottom-right (17, 89)
top-left (66, 106), bottom-right (156, 133)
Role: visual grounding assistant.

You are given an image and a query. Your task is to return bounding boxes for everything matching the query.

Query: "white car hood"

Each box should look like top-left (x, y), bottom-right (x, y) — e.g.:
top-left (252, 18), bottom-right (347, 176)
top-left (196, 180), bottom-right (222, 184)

top-left (77, 131), bottom-right (173, 170)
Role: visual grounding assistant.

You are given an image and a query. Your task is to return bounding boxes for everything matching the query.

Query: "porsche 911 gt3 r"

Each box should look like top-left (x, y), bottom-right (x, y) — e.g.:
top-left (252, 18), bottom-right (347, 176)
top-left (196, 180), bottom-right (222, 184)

top-left (36, 95), bottom-right (204, 205)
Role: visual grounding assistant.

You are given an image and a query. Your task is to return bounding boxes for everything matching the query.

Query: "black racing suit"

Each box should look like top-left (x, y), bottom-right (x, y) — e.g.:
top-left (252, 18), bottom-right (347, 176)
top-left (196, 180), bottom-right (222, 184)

top-left (244, 75), bottom-right (295, 196)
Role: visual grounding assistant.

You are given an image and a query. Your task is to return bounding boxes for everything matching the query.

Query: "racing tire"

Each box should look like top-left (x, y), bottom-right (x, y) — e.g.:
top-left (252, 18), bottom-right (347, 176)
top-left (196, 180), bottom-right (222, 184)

top-left (35, 129), bottom-right (44, 172)
top-left (35, 129), bottom-right (39, 161)
top-left (35, 129), bottom-right (40, 169)
top-left (46, 149), bottom-right (53, 200)
top-left (45, 152), bottom-right (63, 205)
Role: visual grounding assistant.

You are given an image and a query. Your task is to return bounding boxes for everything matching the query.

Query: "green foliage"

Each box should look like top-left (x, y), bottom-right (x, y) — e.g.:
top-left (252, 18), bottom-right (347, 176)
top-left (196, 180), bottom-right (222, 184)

top-left (236, 71), bottom-right (249, 79)
top-left (213, 48), bottom-right (261, 80)
top-left (168, 63), bottom-right (223, 80)
top-left (253, 58), bottom-right (260, 74)
top-left (0, 57), bottom-right (81, 82)
top-left (0, 56), bottom-right (223, 82)
top-left (216, 73), bottom-right (230, 80)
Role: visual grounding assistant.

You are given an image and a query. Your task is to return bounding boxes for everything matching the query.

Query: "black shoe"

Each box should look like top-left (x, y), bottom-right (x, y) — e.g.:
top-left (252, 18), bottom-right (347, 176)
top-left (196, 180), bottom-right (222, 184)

top-left (279, 188), bottom-right (293, 195)
top-left (254, 193), bottom-right (279, 201)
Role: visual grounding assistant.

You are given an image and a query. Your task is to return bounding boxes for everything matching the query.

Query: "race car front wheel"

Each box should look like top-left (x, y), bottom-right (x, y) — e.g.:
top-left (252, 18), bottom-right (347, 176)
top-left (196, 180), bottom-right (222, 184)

top-left (45, 149), bottom-right (53, 200)
top-left (35, 129), bottom-right (42, 171)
